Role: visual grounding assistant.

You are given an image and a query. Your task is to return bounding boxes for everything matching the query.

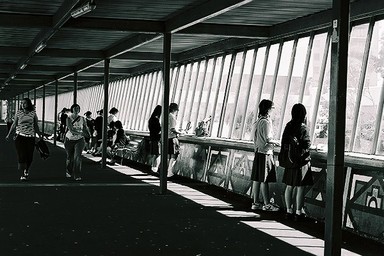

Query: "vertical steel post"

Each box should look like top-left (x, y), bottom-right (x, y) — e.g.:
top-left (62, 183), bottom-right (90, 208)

top-left (73, 71), bottom-right (78, 105)
top-left (160, 32), bottom-right (171, 194)
top-left (42, 85), bottom-right (46, 137)
top-left (102, 59), bottom-right (110, 169)
top-left (325, 0), bottom-right (350, 255)
top-left (54, 80), bottom-right (58, 145)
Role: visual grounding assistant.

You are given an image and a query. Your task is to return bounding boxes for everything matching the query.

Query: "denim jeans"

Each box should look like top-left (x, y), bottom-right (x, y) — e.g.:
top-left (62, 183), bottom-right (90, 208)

top-left (64, 138), bottom-right (85, 178)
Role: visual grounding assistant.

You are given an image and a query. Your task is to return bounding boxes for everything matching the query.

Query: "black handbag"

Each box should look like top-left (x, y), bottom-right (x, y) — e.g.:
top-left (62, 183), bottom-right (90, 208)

top-left (35, 139), bottom-right (50, 160)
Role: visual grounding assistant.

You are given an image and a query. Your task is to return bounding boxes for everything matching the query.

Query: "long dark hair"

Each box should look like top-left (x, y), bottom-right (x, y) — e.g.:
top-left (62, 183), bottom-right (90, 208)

top-left (151, 105), bottom-right (162, 119)
top-left (258, 99), bottom-right (273, 117)
top-left (23, 98), bottom-right (34, 111)
top-left (291, 103), bottom-right (307, 124)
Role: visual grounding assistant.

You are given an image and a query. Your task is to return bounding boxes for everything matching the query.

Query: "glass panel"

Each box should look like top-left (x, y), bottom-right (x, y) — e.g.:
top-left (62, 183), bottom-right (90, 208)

top-left (281, 37), bottom-right (310, 134)
top-left (133, 75), bottom-right (146, 130)
top-left (137, 73), bottom-right (152, 131)
top-left (260, 44), bottom-right (279, 101)
top-left (190, 60), bottom-right (208, 132)
top-left (177, 63), bottom-right (192, 130)
top-left (359, 20), bottom-right (384, 154)
top-left (183, 62), bottom-right (200, 131)
top-left (222, 52), bottom-right (243, 139)
top-left (211, 54), bottom-right (232, 138)
top-left (232, 50), bottom-right (255, 140)
top-left (243, 47), bottom-right (266, 141)
top-left (272, 40), bottom-right (294, 138)
top-left (198, 58), bottom-right (216, 122)
top-left (173, 65), bottom-right (185, 104)
top-left (345, 23), bottom-right (369, 150)
top-left (311, 33), bottom-right (330, 149)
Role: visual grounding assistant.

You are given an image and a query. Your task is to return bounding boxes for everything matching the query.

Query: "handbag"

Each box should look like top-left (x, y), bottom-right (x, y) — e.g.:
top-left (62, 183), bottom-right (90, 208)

top-left (35, 139), bottom-right (50, 160)
top-left (63, 116), bottom-right (81, 143)
top-left (83, 126), bottom-right (91, 139)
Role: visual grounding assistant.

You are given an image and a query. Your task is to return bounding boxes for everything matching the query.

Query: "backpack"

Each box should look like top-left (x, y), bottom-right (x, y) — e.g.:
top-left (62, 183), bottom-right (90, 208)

top-left (278, 134), bottom-right (301, 169)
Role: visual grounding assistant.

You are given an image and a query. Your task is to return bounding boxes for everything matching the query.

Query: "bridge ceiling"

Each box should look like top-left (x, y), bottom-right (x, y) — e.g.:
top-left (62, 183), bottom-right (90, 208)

top-left (0, 0), bottom-right (379, 99)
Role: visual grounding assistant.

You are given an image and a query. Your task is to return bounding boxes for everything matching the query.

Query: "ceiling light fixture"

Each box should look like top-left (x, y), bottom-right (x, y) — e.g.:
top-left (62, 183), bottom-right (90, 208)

top-left (20, 63), bottom-right (27, 70)
top-left (10, 75), bottom-right (15, 79)
top-left (71, 0), bottom-right (96, 18)
top-left (35, 42), bottom-right (47, 53)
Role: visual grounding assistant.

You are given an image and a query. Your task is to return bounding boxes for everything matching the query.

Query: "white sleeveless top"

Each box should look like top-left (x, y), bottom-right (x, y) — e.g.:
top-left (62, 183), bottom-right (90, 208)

top-left (66, 115), bottom-right (85, 141)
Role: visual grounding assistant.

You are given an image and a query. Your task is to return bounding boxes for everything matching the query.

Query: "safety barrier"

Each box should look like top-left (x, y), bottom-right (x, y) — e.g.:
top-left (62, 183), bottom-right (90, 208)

top-left (41, 121), bottom-right (384, 244)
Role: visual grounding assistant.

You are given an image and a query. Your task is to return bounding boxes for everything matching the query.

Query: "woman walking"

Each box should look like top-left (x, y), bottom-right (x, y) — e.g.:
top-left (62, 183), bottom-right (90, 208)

top-left (5, 98), bottom-right (43, 181)
top-left (64, 103), bottom-right (90, 181)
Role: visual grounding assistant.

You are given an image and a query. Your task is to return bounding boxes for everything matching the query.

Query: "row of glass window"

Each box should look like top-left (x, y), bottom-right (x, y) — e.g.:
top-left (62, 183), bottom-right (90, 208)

top-left (28, 18), bottom-right (384, 156)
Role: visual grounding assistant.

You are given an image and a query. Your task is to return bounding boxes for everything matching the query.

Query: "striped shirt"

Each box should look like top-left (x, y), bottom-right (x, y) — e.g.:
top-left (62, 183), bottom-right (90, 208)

top-left (16, 110), bottom-right (36, 137)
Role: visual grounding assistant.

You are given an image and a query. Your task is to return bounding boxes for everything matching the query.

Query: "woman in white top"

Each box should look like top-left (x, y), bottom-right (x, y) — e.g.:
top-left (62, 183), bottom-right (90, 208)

top-left (64, 103), bottom-right (90, 181)
top-left (107, 107), bottom-right (119, 125)
top-left (167, 103), bottom-right (182, 178)
top-left (5, 98), bottom-right (42, 181)
top-left (250, 99), bottom-right (280, 212)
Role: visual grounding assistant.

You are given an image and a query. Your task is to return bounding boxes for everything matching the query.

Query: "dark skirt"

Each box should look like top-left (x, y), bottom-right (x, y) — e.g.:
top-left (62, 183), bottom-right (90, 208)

top-left (149, 140), bottom-right (161, 155)
top-left (168, 138), bottom-right (180, 155)
top-left (282, 162), bottom-right (313, 186)
top-left (250, 152), bottom-right (276, 183)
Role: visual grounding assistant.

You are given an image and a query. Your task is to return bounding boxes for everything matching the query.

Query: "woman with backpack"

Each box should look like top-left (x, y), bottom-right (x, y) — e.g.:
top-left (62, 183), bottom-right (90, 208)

top-left (281, 103), bottom-right (313, 221)
top-left (250, 99), bottom-right (280, 212)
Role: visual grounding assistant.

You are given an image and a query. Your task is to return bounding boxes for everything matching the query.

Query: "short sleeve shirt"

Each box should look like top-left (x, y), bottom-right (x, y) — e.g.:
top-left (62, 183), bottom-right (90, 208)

top-left (168, 113), bottom-right (178, 138)
top-left (16, 110), bottom-right (36, 136)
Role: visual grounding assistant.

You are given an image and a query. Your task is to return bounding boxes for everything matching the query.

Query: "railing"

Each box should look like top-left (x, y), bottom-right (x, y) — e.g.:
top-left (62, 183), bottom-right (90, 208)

top-left (40, 121), bottom-right (384, 243)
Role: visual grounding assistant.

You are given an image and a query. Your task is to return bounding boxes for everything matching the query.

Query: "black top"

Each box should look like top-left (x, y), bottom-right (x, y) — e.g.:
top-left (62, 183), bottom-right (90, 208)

top-left (148, 116), bottom-right (161, 141)
top-left (94, 116), bottom-right (103, 134)
top-left (60, 113), bottom-right (68, 125)
top-left (281, 121), bottom-right (311, 165)
top-left (86, 118), bottom-right (95, 134)
top-left (114, 128), bottom-right (129, 148)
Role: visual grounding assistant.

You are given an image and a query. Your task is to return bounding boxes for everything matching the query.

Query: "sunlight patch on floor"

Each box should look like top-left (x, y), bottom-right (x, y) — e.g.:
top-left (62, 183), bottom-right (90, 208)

top-left (242, 220), bottom-right (360, 256)
top-left (84, 156), bottom-right (362, 256)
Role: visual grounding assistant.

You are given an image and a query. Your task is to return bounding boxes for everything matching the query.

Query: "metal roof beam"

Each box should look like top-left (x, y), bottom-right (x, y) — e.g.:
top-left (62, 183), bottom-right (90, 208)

top-left (0, 47), bottom-right (28, 56)
top-left (0, 13), bottom-right (51, 28)
top-left (65, 18), bottom-right (164, 33)
top-left (105, 33), bottom-right (162, 58)
top-left (270, 0), bottom-right (384, 38)
top-left (180, 23), bottom-right (270, 39)
top-left (117, 51), bottom-right (167, 62)
top-left (39, 48), bottom-right (103, 59)
top-left (165, 0), bottom-right (252, 33)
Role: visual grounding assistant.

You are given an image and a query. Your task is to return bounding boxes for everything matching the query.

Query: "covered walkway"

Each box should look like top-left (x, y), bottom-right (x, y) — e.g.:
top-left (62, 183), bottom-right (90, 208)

top-left (0, 123), bottom-right (381, 256)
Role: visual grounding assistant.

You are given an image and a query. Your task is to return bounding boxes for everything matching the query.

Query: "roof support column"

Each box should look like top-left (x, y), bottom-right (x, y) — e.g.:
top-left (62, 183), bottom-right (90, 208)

top-left (53, 79), bottom-right (58, 146)
top-left (73, 71), bottom-right (78, 104)
top-left (42, 85), bottom-right (46, 137)
top-left (160, 32), bottom-right (171, 194)
top-left (101, 58), bottom-right (110, 169)
top-left (325, 0), bottom-right (350, 255)
top-left (33, 89), bottom-right (36, 107)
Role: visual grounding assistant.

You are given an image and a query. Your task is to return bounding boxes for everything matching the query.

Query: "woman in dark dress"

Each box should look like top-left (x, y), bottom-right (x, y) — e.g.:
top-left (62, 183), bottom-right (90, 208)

top-left (281, 103), bottom-right (313, 220)
top-left (148, 105), bottom-right (162, 173)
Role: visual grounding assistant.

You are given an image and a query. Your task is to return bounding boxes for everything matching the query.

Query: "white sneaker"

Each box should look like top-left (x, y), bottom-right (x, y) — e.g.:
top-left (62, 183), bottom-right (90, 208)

top-left (251, 203), bottom-right (263, 210)
top-left (20, 176), bottom-right (27, 181)
top-left (66, 172), bottom-right (72, 178)
top-left (262, 204), bottom-right (280, 212)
